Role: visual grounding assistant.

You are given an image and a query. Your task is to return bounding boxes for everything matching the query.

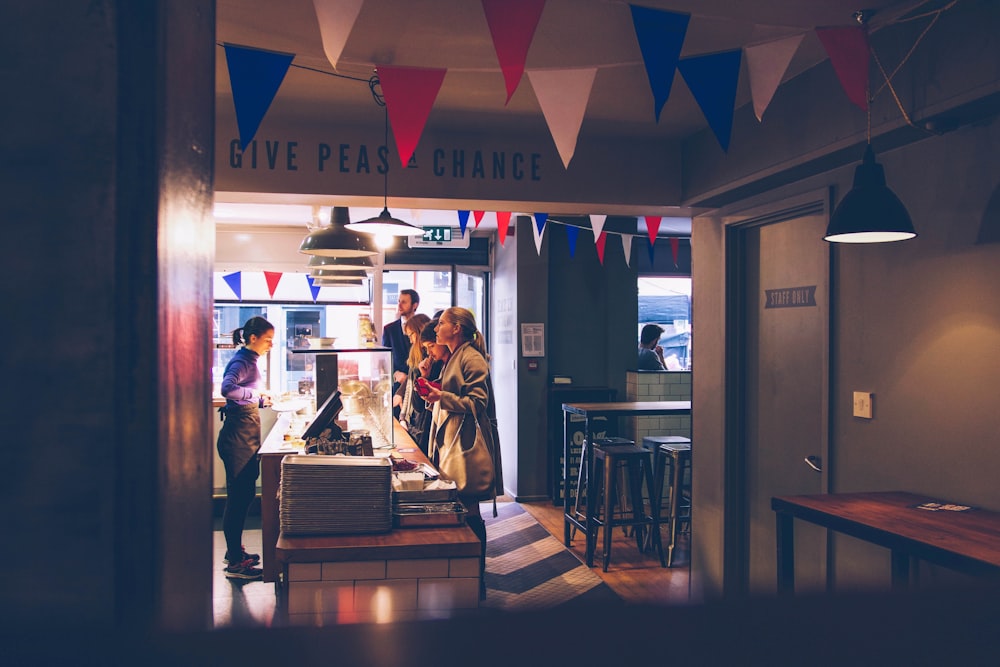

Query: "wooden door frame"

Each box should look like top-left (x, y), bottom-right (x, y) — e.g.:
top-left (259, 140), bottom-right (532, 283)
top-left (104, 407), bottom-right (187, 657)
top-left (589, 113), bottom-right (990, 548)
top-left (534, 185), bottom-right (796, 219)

top-left (721, 188), bottom-right (834, 596)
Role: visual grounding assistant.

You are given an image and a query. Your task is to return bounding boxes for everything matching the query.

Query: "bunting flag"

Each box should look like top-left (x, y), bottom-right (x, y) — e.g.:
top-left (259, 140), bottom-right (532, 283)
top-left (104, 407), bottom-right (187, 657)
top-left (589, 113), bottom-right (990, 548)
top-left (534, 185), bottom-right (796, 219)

top-left (647, 238), bottom-right (656, 264)
top-left (311, 0), bottom-right (364, 71)
top-left (815, 26), bottom-right (870, 112)
top-left (533, 212), bottom-right (548, 235)
top-left (566, 225), bottom-right (579, 258)
top-left (670, 237), bottom-right (680, 267)
top-left (223, 271), bottom-right (242, 300)
top-left (745, 33), bottom-right (805, 122)
top-left (527, 67), bottom-right (597, 169)
top-left (473, 210), bottom-right (486, 228)
top-left (264, 271), bottom-right (283, 298)
top-left (306, 275), bottom-right (321, 302)
top-left (630, 5), bottom-right (690, 123)
top-left (458, 210), bottom-right (471, 237)
top-left (645, 215), bottom-right (662, 247)
top-left (622, 234), bottom-right (633, 268)
top-left (224, 44), bottom-right (295, 150)
top-left (590, 214), bottom-right (606, 241)
top-left (377, 65), bottom-right (447, 167)
top-left (531, 215), bottom-right (545, 256)
top-left (595, 231), bottom-right (607, 265)
top-left (482, 0), bottom-right (547, 104)
top-left (678, 49), bottom-right (742, 152)
top-left (496, 211), bottom-right (512, 246)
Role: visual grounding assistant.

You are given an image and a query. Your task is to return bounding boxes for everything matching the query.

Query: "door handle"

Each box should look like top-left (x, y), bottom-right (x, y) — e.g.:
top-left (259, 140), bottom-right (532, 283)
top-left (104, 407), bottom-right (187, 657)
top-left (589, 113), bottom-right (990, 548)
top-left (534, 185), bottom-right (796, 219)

top-left (804, 455), bottom-right (823, 472)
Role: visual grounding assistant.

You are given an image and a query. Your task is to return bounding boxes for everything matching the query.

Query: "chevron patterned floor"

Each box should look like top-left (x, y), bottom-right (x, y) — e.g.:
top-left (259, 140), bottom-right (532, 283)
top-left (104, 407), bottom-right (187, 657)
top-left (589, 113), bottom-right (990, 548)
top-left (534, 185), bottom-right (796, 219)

top-left (481, 502), bottom-right (622, 611)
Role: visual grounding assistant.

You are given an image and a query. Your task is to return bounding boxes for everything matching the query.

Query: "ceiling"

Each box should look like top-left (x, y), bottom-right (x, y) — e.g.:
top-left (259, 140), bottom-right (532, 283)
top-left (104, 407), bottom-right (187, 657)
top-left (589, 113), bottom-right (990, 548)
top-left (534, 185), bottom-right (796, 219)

top-left (215, 0), bottom-right (924, 230)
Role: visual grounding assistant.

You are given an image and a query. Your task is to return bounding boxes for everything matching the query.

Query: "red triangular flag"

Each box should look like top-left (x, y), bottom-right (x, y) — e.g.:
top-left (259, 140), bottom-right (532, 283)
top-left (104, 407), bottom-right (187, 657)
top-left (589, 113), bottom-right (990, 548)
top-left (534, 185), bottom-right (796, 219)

top-left (815, 26), bottom-right (870, 112)
top-left (669, 237), bottom-right (679, 267)
top-left (482, 0), bottom-right (546, 104)
top-left (377, 65), bottom-right (447, 167)
top-left (497, 212), bottom-right (512, 246)
top-left (473, 210), bottom-right (485, 228)
top-left (264, 271), bottom-right (283, 297)
top-left (645, 216), bottom-right (662, 246)
top-left (595, 231), bottom-right (607, 265)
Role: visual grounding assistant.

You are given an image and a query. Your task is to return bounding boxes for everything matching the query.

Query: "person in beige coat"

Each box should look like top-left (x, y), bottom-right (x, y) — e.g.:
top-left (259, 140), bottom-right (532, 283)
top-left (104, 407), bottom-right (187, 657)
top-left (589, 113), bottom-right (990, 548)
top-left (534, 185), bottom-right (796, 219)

top-left (423, 307), bottom-right (504, 599)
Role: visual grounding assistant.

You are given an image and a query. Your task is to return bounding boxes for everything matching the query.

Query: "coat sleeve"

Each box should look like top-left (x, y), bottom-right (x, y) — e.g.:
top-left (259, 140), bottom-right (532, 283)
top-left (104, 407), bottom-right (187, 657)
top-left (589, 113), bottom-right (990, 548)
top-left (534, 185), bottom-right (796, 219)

top-left (436, 348), bottom-right (489, 416)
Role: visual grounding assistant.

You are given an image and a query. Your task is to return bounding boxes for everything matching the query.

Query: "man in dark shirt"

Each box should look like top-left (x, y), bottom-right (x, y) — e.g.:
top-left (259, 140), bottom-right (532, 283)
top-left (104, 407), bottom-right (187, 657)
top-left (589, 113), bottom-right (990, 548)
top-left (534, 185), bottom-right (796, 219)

top-left (382, 289), bottom-right (420, 411)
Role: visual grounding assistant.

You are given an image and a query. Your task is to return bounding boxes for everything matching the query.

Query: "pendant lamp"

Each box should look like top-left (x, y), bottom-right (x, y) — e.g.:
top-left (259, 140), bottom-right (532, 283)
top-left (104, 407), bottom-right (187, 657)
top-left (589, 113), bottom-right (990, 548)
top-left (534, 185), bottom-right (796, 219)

top-left (299, 206), bottom-right (379, 257)
top-left (307, 254), bottom-right (374, 270)
top-left (311, 277), bottom-right (366, 286)
top-left (344, 75), bottom-right (425, 242)
top-left (310, 268), bottom-right (369, 279)
top-left (823, 144), bottom-right (917, 243)
top-left (824, 10), bottom-right (916, 244)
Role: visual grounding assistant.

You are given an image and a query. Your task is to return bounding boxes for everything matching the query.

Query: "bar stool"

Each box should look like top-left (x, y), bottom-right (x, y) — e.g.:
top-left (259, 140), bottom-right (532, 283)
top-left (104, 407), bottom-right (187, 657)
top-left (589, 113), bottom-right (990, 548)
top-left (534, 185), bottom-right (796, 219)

top-left (649, 440), bottom-right (692, 567)
top-left (569, 436), bottom-right (634, 541)
top-left (591, 442), bottom-right (664, 572)
top-left (640, 436), bottom-right (692, 546)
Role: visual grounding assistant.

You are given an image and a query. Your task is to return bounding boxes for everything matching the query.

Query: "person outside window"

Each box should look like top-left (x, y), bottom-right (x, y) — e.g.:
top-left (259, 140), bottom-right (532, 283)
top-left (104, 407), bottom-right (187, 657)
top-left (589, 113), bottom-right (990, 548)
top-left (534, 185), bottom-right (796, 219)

top-left (638, 323), bottom-right (667, 370)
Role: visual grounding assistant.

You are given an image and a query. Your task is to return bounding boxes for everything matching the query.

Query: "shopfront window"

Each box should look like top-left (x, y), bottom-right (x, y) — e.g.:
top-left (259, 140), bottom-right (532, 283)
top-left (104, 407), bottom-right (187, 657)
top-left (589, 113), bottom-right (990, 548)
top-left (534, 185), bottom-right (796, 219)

top-left (637, 276), bottom-right (692, 370)
top-left (382, 270), bottom-right (453, 321)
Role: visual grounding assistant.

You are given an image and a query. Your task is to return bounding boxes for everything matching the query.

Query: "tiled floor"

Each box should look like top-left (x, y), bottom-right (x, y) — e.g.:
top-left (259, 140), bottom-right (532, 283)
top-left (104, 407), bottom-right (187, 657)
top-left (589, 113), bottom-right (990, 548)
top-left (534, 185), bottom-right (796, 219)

top-left (212, 520), bottom-right (284, 628)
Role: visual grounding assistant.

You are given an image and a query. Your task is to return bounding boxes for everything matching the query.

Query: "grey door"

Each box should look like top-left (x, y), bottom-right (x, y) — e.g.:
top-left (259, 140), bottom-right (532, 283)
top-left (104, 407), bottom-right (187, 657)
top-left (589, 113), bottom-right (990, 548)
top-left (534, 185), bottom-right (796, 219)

top-left (733, 194), bottom-right (831, 595)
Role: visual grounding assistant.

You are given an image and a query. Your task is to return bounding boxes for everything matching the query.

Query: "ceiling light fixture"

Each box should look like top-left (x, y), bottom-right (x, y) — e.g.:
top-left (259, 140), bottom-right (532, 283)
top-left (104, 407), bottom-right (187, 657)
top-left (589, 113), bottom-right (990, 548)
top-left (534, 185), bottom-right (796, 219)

top-left (344, 74), bottom-right (425, 244)
top-left (310, 268), bottom-right (369, 279)
top-left (299, 206), bottom-right (379, 257)
top-left (824, 10), bottom-right (916, 244)
top-left (307, 253), bottom-right (375, 270)
top-left (311, 277), bottom-right (366, 286)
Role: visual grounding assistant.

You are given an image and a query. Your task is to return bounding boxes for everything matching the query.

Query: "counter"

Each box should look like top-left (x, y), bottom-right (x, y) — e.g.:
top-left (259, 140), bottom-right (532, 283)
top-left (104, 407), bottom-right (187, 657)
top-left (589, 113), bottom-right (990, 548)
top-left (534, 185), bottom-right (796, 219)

top-left (258, 412), bottom-right (481, 625)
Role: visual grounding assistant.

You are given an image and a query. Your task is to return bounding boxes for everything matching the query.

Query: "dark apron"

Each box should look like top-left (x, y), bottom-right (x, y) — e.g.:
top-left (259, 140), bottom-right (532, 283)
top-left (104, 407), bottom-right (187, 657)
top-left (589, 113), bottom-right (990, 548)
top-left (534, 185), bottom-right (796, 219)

top-left (217, 403), bottom-right (261, 479)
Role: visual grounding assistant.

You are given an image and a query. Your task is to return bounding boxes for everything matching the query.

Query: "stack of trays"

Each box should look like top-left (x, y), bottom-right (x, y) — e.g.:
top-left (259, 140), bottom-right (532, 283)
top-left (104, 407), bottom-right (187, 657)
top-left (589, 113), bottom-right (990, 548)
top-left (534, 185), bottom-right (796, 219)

top-left (279, 455), bottom-right (392, 535)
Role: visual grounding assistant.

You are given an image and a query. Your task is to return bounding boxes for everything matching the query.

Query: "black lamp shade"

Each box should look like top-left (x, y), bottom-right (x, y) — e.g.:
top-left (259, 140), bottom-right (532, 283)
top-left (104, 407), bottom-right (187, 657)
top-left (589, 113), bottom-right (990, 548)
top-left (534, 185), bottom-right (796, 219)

top-left (307, 254), bottom-right (374, 270)
top-left (824, 145), bottom-right (917, 243)
top-left (345, 207), bottom-right (425, 237)
top-left (299, 207), bottom-right (379, 257)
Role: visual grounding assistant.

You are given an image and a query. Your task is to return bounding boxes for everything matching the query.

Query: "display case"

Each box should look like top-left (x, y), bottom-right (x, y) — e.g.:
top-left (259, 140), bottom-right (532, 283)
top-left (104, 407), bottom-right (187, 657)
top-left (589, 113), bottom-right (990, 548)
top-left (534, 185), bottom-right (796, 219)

top-left (288, 346), bottom-right (394, 447)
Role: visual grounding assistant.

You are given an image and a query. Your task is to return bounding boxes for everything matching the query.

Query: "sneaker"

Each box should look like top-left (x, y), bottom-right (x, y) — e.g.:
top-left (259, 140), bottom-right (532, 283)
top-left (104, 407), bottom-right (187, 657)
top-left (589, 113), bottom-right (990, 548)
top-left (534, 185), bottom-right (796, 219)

top-left (224, 559), bottom-right (263, 581)
top-left (223, 546), bottom-right (260, 565)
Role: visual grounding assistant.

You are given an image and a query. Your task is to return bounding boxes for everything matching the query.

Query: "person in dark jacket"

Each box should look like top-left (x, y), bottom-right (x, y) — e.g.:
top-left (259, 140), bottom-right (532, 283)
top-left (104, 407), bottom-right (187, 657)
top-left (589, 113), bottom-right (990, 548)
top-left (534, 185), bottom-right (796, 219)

top-left (217, 316), bottom-right (274, 580)
top-left (382, 289), bottom-right (420, 414)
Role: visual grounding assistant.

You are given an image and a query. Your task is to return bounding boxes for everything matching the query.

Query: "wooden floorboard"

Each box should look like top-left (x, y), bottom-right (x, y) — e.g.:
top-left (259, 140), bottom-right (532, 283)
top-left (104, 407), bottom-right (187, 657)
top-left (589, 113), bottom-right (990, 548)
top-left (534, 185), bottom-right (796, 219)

top-left (517, 500), bottom-right (691, 606)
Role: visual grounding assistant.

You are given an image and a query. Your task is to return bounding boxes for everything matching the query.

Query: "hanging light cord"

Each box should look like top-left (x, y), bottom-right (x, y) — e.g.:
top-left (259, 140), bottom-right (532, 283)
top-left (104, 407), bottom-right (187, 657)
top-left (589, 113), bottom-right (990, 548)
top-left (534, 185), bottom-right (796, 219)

top-left (868, 0), bottom-right (959, 134)
top-left (370, 73), bottom-right (390, 211)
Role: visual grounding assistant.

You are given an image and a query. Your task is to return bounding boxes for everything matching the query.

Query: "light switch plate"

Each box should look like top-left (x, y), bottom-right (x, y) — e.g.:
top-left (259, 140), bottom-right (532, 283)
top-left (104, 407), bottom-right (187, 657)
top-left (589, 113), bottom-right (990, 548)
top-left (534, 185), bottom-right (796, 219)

top-left (853, 391), bottom-right (873, 419)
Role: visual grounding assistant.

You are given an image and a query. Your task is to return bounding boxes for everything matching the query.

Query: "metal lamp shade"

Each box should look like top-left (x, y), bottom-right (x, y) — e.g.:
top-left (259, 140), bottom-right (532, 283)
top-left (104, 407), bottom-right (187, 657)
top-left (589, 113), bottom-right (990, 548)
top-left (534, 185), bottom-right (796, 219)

top-left (345, 207), bottom-right (425, 237)
top-left (307, 254), bottom-right (374, 270)
top-left (310, 277), bottom-right (366, 286)
top-left (310, 268), bottom-right (369, 279)
top-left (824, 145), bottom-right (917, 243)
top-left (299, 207), bottom-right (379, 257)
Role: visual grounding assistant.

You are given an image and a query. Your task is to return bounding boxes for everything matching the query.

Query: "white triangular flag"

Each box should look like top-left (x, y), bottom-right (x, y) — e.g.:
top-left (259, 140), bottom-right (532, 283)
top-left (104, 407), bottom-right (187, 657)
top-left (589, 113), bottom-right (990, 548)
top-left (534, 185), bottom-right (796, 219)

top-left (527, 68), bottom-right (598, 169)
top-left (621, 234), bottom-right (633, 268)
top-left (745, 33), bottom-right (805, 122)
top-left (312, 0), bottom-right (365, 71)
top-left (532, 215), bottom-right (545, 255)
top-left (590, 214), bottom-right (606, 242)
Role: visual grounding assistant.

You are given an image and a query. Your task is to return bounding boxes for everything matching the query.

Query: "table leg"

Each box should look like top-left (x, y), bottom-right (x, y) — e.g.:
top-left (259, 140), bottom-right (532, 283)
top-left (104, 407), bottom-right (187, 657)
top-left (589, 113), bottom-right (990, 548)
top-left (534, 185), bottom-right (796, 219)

top-left (584, 418), bottom-right (596, 567)
top-left (776, 510), bottom-right (795, 595)
top-left (563, 409), bottom-right (572, 546)
top-left (891, 550), bottom-right (910, 590)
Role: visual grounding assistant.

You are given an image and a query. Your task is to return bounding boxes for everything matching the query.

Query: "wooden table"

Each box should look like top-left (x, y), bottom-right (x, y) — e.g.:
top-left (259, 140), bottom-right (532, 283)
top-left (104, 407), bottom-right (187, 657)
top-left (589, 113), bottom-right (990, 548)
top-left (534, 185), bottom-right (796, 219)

top-left (561, 400), bottom-right (692, 567)
top-left (772, 491), bottom-right (1000, 594)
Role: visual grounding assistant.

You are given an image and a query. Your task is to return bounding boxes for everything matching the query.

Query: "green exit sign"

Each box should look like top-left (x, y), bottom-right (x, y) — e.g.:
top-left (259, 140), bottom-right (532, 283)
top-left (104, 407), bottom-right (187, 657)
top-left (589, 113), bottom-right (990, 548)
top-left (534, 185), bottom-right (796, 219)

top-left (422, 227), bottom-right (452, 242)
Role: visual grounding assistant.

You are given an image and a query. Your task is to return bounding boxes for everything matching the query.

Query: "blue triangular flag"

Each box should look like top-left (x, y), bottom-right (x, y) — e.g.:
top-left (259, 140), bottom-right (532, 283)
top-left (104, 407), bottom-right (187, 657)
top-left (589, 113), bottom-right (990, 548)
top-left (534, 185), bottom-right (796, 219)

top-left (306, 275), bottom-right (321, 302)
top-left (647, 239), bottom-right (656, 265)
top-left (224, 43), bottom-right (295, 150)
top-left (457, 210), bottom-right (471, 237)
top-left (223, 271), bottom-right (242, 300)
top-left (534, 213), bottom-right (548, 235)
top-left (678, 49), bottom-right (742, 152)
top-left (630, 5), bottom-right (690, 123)
top-left (566, 225), bottom-right (579, 258)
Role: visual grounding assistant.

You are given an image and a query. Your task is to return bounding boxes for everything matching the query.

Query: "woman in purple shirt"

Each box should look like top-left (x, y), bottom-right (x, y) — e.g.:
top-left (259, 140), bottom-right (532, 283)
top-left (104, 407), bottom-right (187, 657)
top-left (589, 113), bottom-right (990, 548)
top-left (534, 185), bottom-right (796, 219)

top-left (217, 316), bottom-right (274, 580)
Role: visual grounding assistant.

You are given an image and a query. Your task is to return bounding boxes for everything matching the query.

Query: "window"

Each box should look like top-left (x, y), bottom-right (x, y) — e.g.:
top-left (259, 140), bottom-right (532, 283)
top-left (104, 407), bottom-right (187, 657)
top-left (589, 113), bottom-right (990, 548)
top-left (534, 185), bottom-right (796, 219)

top-left (637, 276), bottom-right (692, 370)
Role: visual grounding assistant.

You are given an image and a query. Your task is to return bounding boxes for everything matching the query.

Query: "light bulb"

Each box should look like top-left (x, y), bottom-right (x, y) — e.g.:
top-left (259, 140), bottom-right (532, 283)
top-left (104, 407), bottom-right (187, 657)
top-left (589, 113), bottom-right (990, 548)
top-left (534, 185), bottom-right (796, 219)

top-left (375, 232), bottom-right (394, 249)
